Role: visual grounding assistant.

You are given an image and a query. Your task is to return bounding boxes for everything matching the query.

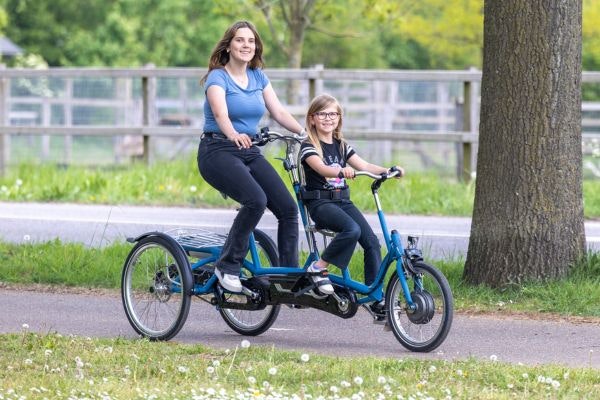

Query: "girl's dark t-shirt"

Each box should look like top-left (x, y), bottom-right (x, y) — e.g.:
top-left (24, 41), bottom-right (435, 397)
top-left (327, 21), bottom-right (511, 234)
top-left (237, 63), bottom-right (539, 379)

top-left (300, 139), bottom-right (356, 190)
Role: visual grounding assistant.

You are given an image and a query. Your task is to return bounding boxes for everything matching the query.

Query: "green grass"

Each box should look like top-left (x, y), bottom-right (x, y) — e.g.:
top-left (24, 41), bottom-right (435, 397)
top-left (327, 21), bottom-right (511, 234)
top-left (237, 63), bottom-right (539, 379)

top-left (2, 239), bottom-right (600, 319)
top-left (2, 331), bottom-right (599, 400)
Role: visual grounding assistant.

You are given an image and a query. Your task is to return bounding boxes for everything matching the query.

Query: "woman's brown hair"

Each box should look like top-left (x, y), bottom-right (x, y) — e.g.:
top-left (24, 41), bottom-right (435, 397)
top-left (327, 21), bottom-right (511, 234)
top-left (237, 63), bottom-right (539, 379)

top-left (200, 20), bottom-right (264, 85)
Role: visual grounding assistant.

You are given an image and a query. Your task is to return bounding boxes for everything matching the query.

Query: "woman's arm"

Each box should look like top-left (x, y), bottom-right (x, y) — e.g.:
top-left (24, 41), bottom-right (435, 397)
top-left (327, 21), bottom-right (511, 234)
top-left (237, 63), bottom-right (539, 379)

top-left (206, 85), bottom-right (253, 148)
top-left (263, 83), bottom-right (303, 134)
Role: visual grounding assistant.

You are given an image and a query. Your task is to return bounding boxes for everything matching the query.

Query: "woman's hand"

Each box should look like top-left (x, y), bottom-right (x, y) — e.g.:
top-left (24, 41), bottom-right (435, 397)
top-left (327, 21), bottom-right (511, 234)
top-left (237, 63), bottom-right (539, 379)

top-left (231, 133), bottom-right (253, 149)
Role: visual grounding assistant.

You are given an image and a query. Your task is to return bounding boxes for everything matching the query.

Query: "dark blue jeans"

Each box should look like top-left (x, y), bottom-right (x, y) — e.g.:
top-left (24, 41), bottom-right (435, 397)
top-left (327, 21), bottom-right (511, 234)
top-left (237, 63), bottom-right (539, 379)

top-left (307, 199), bottom-right (381, 285)
top-left (197, 137), bottom-right (299, 274)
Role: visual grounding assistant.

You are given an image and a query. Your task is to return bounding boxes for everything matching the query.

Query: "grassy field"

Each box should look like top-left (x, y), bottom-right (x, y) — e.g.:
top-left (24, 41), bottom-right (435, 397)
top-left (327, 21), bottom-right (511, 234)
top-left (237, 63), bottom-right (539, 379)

top-left (2, 329), bottom-right (599, 400)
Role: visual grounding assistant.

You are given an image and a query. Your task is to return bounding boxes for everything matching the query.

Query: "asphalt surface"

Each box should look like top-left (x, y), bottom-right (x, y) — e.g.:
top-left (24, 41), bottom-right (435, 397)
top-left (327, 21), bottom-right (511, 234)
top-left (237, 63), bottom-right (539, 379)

top-left (1, 202), bottom-right (600, 369)
top-left (1, 285), bottom-right (599, 369)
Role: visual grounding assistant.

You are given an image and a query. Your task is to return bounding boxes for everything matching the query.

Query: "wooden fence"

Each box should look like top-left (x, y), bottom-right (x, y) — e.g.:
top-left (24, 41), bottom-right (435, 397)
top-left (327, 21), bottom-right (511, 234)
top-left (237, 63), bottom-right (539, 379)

top-left (1, 66), bottom-right (600, 181)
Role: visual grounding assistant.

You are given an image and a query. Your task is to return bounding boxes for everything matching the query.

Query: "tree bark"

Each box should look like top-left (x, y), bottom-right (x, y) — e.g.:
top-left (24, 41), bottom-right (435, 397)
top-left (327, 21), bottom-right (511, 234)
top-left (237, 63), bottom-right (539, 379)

top-left (463, 0), bottom-right (585, 287)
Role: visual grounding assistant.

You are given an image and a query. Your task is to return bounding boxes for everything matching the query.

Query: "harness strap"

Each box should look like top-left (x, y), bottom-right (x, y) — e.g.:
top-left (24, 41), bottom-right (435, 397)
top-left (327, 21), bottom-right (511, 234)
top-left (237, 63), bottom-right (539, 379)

top-left (299, 187), bottom-right (350, 200)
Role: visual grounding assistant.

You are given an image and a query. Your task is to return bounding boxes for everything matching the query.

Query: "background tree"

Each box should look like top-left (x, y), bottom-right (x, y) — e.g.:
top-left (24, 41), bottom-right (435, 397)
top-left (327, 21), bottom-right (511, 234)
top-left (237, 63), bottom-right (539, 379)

top-left (463, 0), bottom-right (585, 287)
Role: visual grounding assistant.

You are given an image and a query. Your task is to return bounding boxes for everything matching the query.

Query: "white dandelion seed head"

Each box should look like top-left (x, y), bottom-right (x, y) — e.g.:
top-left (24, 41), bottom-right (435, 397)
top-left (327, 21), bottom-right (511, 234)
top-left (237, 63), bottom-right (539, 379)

top-left (353, 376), bottom-right (363, 385)
top-left (206, 366), bottom-right (215, 374)
top-left (190, 185), bottom-right (197, 192)
top-left (241, 339), bottom-right (251, 349)
top-left (22, 323), bottom-right (30, 330)
top-left (24, 359), bottom-right (33, 364)
top-left (552, 380), bottom-right (560, 389)
top-left (248, 376), bottom-right (256, 385)
top-left (378, 376), bottom-right (387, 384)
top-left (45, 349), bottom-right (53, 357)
top-left (268, 367), bottom-right (277, 375)
top-left (15, 179), bottom-right (23, 186)
top-left (212, 360), bottom-right (220, 367)
top-left (177, 365), bottom-right (189, 373)
top-left (456, 369), bottom-right (463, 376)
top-left (490, 354), bottom-right (498, 362)
top-left (341, 380), bottom-right (351, 388)
top-left (428, 365), bottom-right (437, 373)
top-left (522, 373), bottom-right (529, 379)
top-left (330, 386), bottom-right (339, 393)
top-left (300, 353), bottom-right (310, 362)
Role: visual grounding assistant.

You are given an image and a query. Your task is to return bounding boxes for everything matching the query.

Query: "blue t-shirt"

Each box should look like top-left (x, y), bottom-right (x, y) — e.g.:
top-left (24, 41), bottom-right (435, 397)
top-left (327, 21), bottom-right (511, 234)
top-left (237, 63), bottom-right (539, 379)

top-left (203, 68), bottom-right (270, 135)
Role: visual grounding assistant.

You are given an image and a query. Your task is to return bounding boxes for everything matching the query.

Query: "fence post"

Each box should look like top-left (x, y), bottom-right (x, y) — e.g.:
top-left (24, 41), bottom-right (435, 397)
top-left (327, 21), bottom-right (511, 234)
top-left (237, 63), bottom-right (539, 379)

top-left (0, 64), bottom-right (7, 176)
top-left (461, 79), bottom-right (473, 183)
top-left (308, 64), bottom-right (323, 100)
top-left (141, 64), bottom-right (156, 165)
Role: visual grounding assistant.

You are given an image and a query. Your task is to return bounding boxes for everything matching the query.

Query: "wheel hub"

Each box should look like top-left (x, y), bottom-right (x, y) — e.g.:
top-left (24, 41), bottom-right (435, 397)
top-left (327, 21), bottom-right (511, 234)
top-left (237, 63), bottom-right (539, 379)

top-left (152, 270), bottom-right (172, 302)
top-left (407, 290), bottom-right (435, 324)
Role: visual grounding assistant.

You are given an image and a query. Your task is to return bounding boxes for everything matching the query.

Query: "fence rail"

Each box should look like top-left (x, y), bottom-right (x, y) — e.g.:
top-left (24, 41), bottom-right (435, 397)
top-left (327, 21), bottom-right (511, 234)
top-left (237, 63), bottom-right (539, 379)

top-left (1, 66), bottom-right (600, 181)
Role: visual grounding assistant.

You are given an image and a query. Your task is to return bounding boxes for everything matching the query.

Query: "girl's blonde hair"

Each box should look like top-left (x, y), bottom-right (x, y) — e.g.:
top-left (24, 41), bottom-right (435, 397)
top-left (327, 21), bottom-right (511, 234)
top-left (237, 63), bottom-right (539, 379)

top-left (304, 94), bottom-right (345, 159)
top-left (200, 21), bottom-right (265, 85)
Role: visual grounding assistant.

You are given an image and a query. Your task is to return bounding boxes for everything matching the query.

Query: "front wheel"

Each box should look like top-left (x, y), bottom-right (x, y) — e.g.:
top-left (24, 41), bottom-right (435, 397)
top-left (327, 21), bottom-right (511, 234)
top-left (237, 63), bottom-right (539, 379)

top-left (218, 229), bottom-right (281, 336)
top-left (385, 261), bottom-right (453, 352)
top-left (121, 235), bottom-right (193, 341)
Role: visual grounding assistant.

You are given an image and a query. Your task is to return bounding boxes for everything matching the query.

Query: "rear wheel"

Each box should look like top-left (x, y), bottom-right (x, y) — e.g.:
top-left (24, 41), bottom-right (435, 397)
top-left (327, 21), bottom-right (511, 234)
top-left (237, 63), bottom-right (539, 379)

top-left (385, 261), bottom-right (453, 352)
top-left (121, 235), bottom-right (193, 341)
top-left (218, 229), bottom-right (281, 336)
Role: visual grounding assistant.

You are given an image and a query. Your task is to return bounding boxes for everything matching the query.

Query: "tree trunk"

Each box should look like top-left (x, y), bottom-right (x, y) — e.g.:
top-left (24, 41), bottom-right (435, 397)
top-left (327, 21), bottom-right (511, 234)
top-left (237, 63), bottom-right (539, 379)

top-left (463, 0), bottom-right (585, 287)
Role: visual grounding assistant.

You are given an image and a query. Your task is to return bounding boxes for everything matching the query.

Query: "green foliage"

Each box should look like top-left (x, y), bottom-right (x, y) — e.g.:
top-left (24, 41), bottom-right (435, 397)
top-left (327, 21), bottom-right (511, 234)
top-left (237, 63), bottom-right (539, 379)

top-left (3, 332), bottom-right (599, 399)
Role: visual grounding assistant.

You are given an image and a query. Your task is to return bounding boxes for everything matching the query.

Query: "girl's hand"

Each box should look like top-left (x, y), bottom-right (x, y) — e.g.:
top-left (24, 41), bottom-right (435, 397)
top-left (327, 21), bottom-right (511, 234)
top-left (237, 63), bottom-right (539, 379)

top-left (339, 166), bottom-right (355, 179)
top-left (389, 165), bottom-right (405, 178)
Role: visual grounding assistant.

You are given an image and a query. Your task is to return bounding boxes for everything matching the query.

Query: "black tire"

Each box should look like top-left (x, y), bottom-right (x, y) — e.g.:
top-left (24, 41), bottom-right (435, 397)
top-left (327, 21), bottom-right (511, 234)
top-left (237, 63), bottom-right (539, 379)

top-left (121, 235), bottom-right (193, 341)
top-left (385, 261), bottom-right (453, 352)
top-left (218, 229), bottom-right (281, 336)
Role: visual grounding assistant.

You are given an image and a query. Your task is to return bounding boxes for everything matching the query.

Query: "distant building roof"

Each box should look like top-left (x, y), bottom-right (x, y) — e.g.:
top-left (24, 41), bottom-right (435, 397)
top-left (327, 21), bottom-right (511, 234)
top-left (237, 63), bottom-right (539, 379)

top-left (0, 37), bottom-right (23, 57)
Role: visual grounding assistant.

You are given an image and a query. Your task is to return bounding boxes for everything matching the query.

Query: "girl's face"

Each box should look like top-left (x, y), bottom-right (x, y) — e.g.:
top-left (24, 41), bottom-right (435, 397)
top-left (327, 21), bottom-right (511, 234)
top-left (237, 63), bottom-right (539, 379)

top-left (311, 105), bottom-right (340, 136)
top-left (228, 27), bottom-right (256, 64)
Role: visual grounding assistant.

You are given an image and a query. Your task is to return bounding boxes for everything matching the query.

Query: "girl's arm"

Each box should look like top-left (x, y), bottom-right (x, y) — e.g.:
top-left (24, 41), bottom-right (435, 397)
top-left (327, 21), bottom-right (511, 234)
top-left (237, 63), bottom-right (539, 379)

top-left (263, 83), bottom-right (304, 134)
top-left (347, 154), bottom-right (404, 177)
top-left (304, 154), bottom-right (355, 179)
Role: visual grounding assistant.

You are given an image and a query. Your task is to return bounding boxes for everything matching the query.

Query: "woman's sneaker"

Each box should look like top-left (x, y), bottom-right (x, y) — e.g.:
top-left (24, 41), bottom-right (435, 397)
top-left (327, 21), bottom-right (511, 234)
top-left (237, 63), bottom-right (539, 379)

top-left (214, 267), bottom-right (242, 293)
top-left (307, 262), bottom-right (334, 294)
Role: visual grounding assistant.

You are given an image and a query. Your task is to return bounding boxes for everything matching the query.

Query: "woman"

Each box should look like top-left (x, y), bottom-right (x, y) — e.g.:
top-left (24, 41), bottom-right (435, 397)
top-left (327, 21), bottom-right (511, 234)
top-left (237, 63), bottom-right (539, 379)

top-left (198, 21), bottom-right (304, 293)
top-left (299, 94), bottom-right (404, 297)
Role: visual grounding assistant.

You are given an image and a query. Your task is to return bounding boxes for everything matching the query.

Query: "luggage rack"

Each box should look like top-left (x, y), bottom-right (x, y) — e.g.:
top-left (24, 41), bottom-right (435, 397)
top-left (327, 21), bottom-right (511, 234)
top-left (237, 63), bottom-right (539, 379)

top-left (167, 228), bottom-right (228, 250)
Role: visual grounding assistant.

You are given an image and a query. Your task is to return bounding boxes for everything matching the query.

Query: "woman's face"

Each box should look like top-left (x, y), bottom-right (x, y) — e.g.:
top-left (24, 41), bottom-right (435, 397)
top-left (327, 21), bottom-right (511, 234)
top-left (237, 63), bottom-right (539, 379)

top-left (228, 27), bottom-right (256, 64)
top-left (311, 105), bottom-right (341, 135)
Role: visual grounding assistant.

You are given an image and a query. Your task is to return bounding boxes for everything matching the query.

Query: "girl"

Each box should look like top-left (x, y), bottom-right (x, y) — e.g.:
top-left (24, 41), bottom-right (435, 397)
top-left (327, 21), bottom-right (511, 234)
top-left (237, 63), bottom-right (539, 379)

top-left (299, 94), bottom-right (404, 297)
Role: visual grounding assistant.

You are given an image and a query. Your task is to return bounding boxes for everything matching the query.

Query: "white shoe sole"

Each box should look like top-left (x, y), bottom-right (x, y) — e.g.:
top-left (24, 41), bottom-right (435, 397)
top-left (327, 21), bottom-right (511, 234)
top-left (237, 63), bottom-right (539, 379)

top-left (214, 268), bottom-right (242, 293)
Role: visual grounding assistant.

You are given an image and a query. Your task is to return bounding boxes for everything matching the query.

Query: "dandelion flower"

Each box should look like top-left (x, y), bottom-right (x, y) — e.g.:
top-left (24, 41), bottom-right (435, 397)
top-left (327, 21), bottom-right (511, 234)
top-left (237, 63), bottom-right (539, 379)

top-left (377, 376), bottom-right (386, 384)
top-left (552, 380), bottom-right (560, 389)
top-left (206, 366), bottom-right (215, 374)
top-left (212, 360), bottom-right (220, 367)
top-left (490, 354), bottom-right (498, 362)
top-left (353, 376), bottom-right (363, 385)
top-left (522, 373), bottom-right (529, 379)
top-left (241, 339), bottom-right (251, 349)
top-left (456, 369), bottom-right (463, 376)
top-left (341, 380), bottom-right (351, 388)
top-left (23, 234), bottom-right (31, 242)
top-left (268, 367), bottom-right (277, 375)
top-left (248, 376), bottom-right (256, 385)
top-left (428, 365), bottom-right (437, 373)
top-left (330, 386), bottom-right (339, 393)
top-left (178, 366), bottom-right (189, 373)
top-left (22, 323), bottom-right (30, 330)
top-left (190, 185), bottom-right (197, 192)
top-left (300, 353), bottom-right (310, 362)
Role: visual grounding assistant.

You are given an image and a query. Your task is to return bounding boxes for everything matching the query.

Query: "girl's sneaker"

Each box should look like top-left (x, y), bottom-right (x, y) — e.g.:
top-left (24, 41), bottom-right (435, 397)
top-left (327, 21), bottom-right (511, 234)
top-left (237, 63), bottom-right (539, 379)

top-left (307, 262), bottom-right (334, 294)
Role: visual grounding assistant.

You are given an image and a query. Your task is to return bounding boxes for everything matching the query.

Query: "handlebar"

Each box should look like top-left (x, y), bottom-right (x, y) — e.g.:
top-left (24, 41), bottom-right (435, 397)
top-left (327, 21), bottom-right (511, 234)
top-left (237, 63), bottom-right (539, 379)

top-left (355, 169), bottom-right (402, 180)
top-left (252, 127), bottom-right (308, 146)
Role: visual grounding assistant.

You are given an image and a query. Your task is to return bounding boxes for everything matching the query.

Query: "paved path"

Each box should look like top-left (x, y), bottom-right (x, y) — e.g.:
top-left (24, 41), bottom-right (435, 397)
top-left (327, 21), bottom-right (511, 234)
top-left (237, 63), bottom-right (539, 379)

top-left (1, 286), bottom-right (599, 369)
top-left (3, 201), bottom-right (600, 258)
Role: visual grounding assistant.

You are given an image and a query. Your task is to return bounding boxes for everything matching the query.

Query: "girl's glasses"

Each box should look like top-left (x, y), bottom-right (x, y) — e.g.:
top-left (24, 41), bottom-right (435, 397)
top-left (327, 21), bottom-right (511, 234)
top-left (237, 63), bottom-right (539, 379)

top-left (313, 112), bottom-right (341, 120)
